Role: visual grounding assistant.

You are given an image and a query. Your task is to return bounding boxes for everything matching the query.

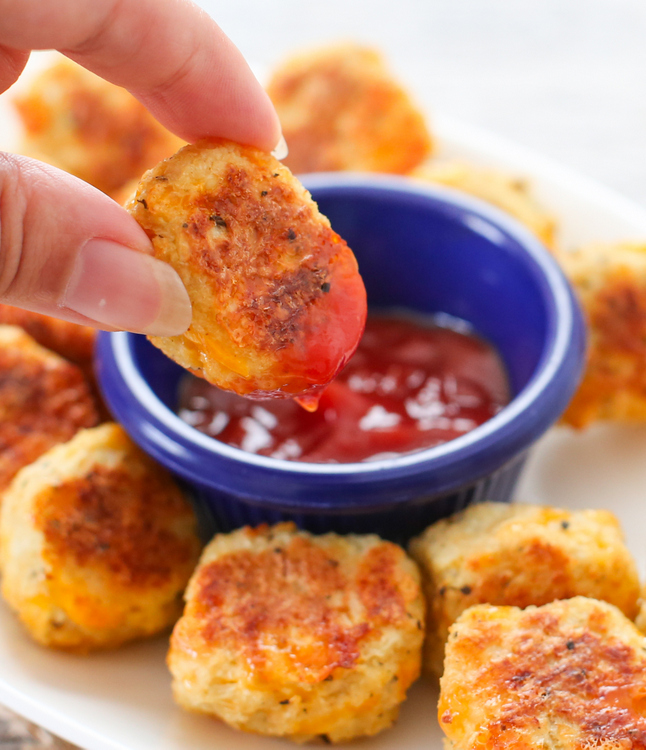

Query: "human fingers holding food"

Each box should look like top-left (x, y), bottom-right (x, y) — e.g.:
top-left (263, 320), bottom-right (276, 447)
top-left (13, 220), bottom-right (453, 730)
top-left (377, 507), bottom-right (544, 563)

top-left (0, 0), bottom-right (282, 335)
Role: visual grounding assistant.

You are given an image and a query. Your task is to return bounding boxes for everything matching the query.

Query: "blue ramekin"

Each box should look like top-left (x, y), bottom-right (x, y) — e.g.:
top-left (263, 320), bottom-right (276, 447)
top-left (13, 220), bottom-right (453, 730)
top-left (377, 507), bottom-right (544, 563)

top-left (96, 174), bottom-right (585, 542)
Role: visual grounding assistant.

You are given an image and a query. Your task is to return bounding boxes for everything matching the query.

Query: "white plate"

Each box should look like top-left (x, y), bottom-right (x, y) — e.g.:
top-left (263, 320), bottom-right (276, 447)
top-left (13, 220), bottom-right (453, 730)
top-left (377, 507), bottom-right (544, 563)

top-left (2, 65), bottom-right (646, 750)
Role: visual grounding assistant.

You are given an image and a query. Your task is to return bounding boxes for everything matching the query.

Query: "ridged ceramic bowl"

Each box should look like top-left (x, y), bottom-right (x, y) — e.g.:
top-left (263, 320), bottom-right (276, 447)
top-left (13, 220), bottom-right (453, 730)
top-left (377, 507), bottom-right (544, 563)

top-left (96, 174), bottom-right (585, 541)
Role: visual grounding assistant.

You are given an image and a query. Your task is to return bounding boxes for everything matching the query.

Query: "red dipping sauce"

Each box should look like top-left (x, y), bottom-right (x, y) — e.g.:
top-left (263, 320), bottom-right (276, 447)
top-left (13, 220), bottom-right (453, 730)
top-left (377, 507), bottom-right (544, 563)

top-left (177, 315), bottom-right (510, 463)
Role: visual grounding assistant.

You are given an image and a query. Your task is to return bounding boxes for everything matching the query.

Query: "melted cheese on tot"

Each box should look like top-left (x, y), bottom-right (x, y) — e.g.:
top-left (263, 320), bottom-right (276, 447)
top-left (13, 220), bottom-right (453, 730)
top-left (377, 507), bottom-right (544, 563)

top-left (127, 139), bottom-right (367, 399)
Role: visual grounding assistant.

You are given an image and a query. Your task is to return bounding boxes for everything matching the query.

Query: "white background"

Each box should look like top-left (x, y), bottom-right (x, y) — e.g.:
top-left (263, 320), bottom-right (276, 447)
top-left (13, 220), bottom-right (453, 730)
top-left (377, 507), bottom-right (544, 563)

top-left (200, 0), bottom-right (646, 206)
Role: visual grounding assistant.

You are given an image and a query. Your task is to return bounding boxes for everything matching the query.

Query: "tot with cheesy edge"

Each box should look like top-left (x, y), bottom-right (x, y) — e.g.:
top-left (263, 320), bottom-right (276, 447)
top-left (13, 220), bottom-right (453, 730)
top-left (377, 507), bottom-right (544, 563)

top-left (439, 598), bottom-right (646, 749)
top-left (0, 325), bottom-right (99, 493)
top-left (126, 140), bottom-right (367, 401)
top-left (13, 57), bottom-right (184, 198)
top-left (267, 43), bottom-right (432, 175)
top-left (408, 502), bottom-right (640, 677)
top-left (0, 423), bottom-right (202, 652)
top-left (167, 523), bottom-right (424, 743)
top-left (556, 242), bottom-right (646, 428)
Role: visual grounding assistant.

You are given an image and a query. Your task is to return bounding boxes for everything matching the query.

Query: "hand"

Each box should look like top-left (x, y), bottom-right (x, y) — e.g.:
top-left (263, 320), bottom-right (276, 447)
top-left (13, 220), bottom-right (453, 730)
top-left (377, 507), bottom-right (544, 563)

top-left (0, 0), bottom-right (282, 335)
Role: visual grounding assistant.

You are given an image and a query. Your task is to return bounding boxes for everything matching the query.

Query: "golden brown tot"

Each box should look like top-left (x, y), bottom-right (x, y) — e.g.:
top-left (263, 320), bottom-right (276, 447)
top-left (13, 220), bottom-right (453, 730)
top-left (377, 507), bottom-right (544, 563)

top-left (127, 139), bottom-right (367, 400)
top-left (440, 598), bottom-right (646, 749)
top-left (409, 501), bottom-right (640, 676)
top-left (267, 43), bottom-right (432, 174)
top-left (0, 423), bottom-right (202, 652)
top-left (168, 523), bottom-right (424, 743)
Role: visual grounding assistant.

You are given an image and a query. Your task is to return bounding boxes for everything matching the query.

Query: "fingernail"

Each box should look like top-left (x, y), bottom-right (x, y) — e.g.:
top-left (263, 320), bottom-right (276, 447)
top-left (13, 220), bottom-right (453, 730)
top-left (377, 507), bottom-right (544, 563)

top-left (271, 134), bottom-right (289, 160)
top-left (62, 239), bottom-right (192, 336)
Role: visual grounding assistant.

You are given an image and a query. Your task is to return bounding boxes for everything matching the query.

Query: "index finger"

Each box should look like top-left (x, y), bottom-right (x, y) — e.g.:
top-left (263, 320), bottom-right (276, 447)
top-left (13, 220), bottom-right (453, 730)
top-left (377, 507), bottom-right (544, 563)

top-left (0, 0), bottom-right (281, 151)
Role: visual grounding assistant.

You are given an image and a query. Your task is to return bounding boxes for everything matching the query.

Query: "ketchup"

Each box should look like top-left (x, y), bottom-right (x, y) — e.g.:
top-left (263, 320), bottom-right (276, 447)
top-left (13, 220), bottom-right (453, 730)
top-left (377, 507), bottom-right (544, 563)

top-left (177, 315), bottom-right (510, 463)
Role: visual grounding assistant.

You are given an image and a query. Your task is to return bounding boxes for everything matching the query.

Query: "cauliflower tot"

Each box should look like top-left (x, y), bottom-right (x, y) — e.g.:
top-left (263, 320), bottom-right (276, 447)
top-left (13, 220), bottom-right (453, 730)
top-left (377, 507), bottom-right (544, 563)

top-left (0, 423), bottom-right (202, 652)
top-left (0, 325), bottom-right (98, 493)
top-left (127, 139), bottom-right (367, 400)
top-left (13, 57), bottom-right (184, 197)
top-left (556, 241), bottom-right (646, 427)
top-left (440, 598), bottom-right (646, 749)
top-left (267, 43), bottom-right (432, 175)
top-left (409, 502), bottom-right (640, 676)
top-left (168, 523), bottom-right (424, 743)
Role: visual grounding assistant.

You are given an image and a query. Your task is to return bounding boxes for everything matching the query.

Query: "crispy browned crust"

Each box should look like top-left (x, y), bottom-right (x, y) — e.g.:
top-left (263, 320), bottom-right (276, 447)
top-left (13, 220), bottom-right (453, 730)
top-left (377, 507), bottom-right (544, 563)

top-left (0, 326), bottom-right (98, 491)
top-left (168, 523), bottom-right (423, 741)
top-left (35, 464), bottom-right (197, 590)
top-left (557, 244), bottom-right (646, 427)
top-left (13, 57), bottom-right (184, 196)
top-left (267, 43), bottom-right (432, 174)
top-left (0, 423), bottom-right (202, 651)
top-left (0, 306), bottom-right (110, 420)
top-left (567, 272), bottom-right (646, 426)
top-left (127, 139), bottom-right (367, 398)
top-left (409, 503), bottom-right (640, 677)
top-left (439, 598), bottom-right (646, 750)
top-left (182, 526), bottom-right (418, 683)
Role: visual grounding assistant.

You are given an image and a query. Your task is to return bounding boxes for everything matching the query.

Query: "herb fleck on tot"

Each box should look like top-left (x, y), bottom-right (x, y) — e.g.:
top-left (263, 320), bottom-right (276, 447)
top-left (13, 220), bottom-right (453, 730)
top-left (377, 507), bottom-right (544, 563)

top-left (137, 198), bottom-right (148, 209)
top-left (210, 215), bottom-right (227, 228)
top-left (287, 228), bottom-right (297, 241)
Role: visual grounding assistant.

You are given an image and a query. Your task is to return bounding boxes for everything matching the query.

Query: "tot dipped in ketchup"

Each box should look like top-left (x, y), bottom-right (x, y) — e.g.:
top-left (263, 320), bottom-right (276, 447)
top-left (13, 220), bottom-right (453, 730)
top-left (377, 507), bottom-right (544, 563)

top-left (126, 140), bottom-right (367, 401)
top-left (177, 315), bottom-right (510, 463)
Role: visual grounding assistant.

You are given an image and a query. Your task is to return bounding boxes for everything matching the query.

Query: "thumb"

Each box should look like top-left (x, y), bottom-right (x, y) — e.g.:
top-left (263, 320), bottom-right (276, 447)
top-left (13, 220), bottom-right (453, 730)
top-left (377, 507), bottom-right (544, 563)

top-left (0, 153), bottom-right (191, 335)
